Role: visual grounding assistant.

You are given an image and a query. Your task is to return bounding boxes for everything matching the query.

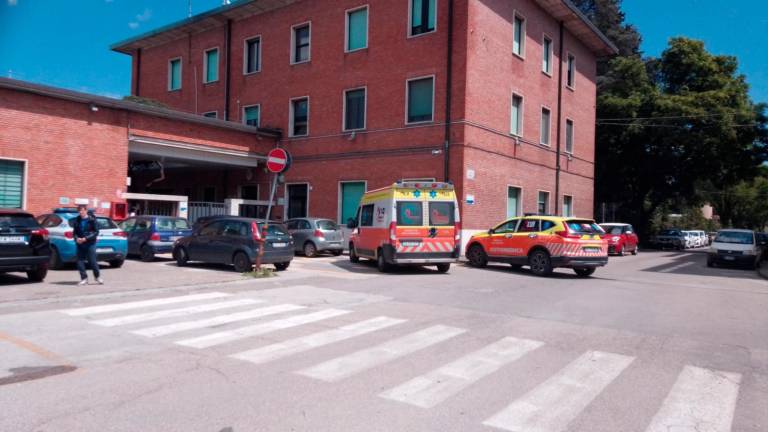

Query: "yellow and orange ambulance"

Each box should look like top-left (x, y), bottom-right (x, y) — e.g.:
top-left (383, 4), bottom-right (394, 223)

top-left (347, 181), bottom-right (461, 273)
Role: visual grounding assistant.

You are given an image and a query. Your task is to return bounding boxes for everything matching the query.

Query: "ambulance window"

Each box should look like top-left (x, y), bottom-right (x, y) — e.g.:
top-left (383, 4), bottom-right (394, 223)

top-left (541, 220), bottom-right (556, 231)
top-left (397, 201), bottom-right (423, 226)
top-left (517, 219), bottom-right (540, 233)
top-left (428, 202), bottom-right (454, 226)
top-left (360, 204), bottom-right (374, 227)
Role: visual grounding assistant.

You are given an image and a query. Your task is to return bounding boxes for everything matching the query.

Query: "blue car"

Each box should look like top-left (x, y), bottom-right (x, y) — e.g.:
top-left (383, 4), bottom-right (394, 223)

top-left (36, 209), bottom-right (128, 269)
top-left (118, 216), bottom-right (193, 261)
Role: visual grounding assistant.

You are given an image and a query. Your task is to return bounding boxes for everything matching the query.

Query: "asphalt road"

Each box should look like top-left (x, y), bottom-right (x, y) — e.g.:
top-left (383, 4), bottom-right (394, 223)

top-left (0, 249), bottom-right (766, 432)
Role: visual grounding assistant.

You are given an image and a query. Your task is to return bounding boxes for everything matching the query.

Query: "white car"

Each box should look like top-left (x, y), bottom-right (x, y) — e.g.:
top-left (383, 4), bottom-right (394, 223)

top-left (707, 229), bottom-right (764, 269)
top-left (682, 231), bottom-right (696, 249)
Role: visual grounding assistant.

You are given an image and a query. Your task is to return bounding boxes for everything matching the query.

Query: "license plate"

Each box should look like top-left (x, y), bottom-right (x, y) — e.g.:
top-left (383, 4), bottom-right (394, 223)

top-left (0, 235), bottom-right (26, 243)
top-left (272, 242), bottom-right (287, 248)
top-left (96, 248), bottom-right (112, 253)
top-left (583, 247), bottom-right (601, 253)
top-left (724, 256), bottom-right (735, 261)
top-left (401, 241), bottom-right (421, 247)
top-left (170, 236), bottom-right (181, 241)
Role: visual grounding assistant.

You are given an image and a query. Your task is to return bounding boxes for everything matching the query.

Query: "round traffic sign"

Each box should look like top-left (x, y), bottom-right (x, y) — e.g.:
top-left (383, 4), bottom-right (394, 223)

top-left (266, 148), bottom-right (290, 173)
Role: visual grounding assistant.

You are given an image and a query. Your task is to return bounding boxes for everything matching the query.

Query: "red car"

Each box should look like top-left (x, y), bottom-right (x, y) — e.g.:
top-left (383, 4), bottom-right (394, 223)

top-left (599, 223), bottom-right (639, 256)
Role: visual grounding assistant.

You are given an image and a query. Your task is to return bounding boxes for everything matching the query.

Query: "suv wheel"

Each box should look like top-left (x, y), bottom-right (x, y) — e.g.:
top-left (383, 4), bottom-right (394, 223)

top-left (274, 262), bottom-right (290, 271)
top-left (376, 250), bottom-right (390, 273)
top-left (528, 250), bottom-right (553, 276)
top-left (233, 252), bottom-right (252, 273)
top-left (573, 267), bottom-right (596, 277)
top-left (27, 266), bottom-right (47, 282)
top-left (174, 247), bottom-right (189, 267)
top-left (140, 245), bottom-right (155, 262)
top-left (303, 242), bottom-right (318, 258)
top-left (436, 263), bottom-right (450, 273)
top-left (466, 244), bottom-right (488, 268)
top-left (49, 247), bottom-right (63, 270)
top-left (349, 244), bottom-right (360, 263)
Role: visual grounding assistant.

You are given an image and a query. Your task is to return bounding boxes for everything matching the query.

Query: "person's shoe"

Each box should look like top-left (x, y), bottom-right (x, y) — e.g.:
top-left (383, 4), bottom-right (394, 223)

top-left (96, 277), bottom-right (104, 285)
top-left (77, 279), bottom-right (88, 286)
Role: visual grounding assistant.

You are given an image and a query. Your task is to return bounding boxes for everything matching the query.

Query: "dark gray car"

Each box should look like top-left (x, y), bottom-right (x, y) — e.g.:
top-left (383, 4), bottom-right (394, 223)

top-left (173, 217), bottom-right (293, 272)
top-left (285, 218), bottom-right (344, 257)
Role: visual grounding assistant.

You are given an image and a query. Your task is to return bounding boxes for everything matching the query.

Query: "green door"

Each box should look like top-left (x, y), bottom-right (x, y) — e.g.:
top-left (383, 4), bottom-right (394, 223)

top-left (340, 182), bottom-right (365, 225)
top-left (0, 160), bottom-right (24, 208)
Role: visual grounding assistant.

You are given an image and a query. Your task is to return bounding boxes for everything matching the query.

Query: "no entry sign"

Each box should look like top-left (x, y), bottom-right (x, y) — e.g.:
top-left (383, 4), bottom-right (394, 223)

top-left (266, 148), bottom-right (291, 173)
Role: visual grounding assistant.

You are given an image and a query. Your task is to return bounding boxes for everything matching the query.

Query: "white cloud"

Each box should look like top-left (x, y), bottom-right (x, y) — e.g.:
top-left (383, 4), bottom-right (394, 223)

top-left (136, 8), bottom-right (152, 22)
top-left (7, 0), bottom-right (19, 6)
top-left (128, 22), bottom-right (139, 29)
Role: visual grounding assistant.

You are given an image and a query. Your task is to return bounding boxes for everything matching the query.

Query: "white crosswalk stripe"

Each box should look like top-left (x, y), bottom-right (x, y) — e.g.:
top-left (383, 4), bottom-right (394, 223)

top-left (644, 365), bottom-right (741, 432)
top-left (483, 350), bottom-right (635, 432)
top-left (131, 304), bottom-right (306, 337)
top-left (60, 292), bottom-right (231, 316)
top-left (380, 336), bottom-right (544, 408)
top-left (297, 325), bottom-right (466, 382)
top-left (175, 309), bottom-right (352, 348)
top-left (89, 299), bottom-right (263, 327)
top-left (230, 316), bottom-right (406, 365)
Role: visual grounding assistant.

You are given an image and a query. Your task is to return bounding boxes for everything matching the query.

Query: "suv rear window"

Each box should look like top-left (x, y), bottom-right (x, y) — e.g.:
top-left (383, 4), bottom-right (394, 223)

top-left (428, 202), bottom-right (454, 226)
top-left (566, 220), bottom-right (602, 234)
top-left (0, 214), bottom-right (38, 230)
top-left (316, 220), bottom-right (338, 231)
top-left (397, 202), bottom-right (423, 226)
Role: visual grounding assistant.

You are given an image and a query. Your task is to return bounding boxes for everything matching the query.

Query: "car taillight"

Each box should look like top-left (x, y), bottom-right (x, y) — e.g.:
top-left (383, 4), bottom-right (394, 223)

top-left (389, 221), bottom-right (397, 243)
top-left (251, 222), bottom-right (261, 241)
top-left (454, 221), bottom-right (461, 242)
top-left (150, 232), bottom-right (161, 241)
top-left (314, 229), bottom-right (325, 239)
top-left (64, 231), bottom-right (74, 239)
top-left (556, 230), bottom-right (582, 239)
top-left (114, 231), bottom-right (128, 238)
top-left (32, 228), bottom-right (49, 241)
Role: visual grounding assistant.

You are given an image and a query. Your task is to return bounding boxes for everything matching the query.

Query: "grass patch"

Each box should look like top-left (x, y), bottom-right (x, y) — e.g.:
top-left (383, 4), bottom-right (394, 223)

top-left (243, 267), bottom-right (277, 278)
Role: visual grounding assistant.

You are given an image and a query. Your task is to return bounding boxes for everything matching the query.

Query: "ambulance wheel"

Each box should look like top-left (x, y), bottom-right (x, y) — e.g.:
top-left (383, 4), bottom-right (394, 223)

top-left (573, 267), bottom-right (596, 277)
top-left (376, 250), bottom-right (390, 273)
top-left (466, 244), bottom-right (488, 268)
top-left (528, 250), bottom-right (553, 276)
top-left (436, 263), bottom-right (451, 273)
top-left (349, 244), bottom-right (360, 263)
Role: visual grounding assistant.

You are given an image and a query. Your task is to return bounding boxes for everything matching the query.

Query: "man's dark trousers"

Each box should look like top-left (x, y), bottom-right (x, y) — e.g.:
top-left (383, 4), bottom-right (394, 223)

top-left (76, 243), bottom-right (100, 280)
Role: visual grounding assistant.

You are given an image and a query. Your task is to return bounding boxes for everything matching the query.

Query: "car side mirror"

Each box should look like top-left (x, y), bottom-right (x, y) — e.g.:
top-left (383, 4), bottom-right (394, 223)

top-left (488, 228), bottom-right (494, 234)
top-left (347, 220), bottom-right (358, 229)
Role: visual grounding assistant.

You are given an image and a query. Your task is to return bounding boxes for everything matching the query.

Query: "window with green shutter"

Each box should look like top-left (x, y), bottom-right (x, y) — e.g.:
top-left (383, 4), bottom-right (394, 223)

top-left (411, 0), bottom-right (436, 36)
top-left (243, 105), bottom-right (260, 127)
top-left (0, 160), bottom-right (24, 209)
top-left (169, 58), bottom-right (181, 91)
top-left (204, 48), bottom-right (219, 83)
top-left (340, 182), bottom-right (366, 225)
top-left (407, 77), bottom-right (434, 123)
top-left (347, 7), bottom-right (368, 51)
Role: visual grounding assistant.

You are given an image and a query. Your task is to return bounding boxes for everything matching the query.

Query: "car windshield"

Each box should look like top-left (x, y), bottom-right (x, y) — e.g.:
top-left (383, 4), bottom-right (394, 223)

top-left (316, 220), bottom-right (338, 231)
top-left (156, 218), bottom-right (190, 230)
top-left (0, 215), bottom-right (38, 230)
top-left (659, 230), bottom-right (681, 236)
top-left (600, 225), bottom-right (623, 235)
top-left (714, 231), bottom-right (754, 245)
top-left (566, 220), bottom-right (602, 234)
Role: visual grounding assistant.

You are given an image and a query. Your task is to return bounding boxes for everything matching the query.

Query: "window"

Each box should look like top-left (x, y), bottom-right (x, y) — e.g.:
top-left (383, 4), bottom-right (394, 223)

top-left (406, 76), bottom-right (434, 124)
top-left (360, 204), bottom-right (374, 227)
top-left (344, 88), bottom-right (366, 131)
top-left (340, 181), bottom-right (366, 225)
top-left (566, 54), bottom-right (575, 88)
top-left (290, 97), bottom-right (309, 137)
top-left (540, 107), bottom-right (551, 145)
top-left (0, 159), bottom-right (24, 208)
top-left (510, 94), bottom-right (523, 136)
top-left (495, 219), bottom-right (519, 233)
top-left (243, 105), bottom-right (260, 127)
top-left (565, 119), bottom-right (574, 154)
top-left (537, 191), bottom-right (550, 214)
top-left (292, 23), bottom-right (311, 64)
top-left (168, 58), bottom-right (182, 91)
top-left (507, 186), bottom-right (521, 218)
top-left (410, 0), bottom-right (436, 36)
top-left (542, 36), bottom-right (552, 75)
top-left (563, 195), bottom-right (574, 217)
top-left (202, 111), bottom-right (217, 119)
top-left (397, 201), bottom-right (423, 226)
top-left (346, 6), bottom-right (368, 52)
top-left (204, 48), bottom-right (219, 83)
top-left (240, 185), bottom-right (259, 200)
top-left (513, 13), bottom-right (525, 57)
top-left (244, 36), bottom-right (261, 74)
top-left (518, 219), bottom-right (540, 233)
top-left (428, 202), bottom-right (454, 226)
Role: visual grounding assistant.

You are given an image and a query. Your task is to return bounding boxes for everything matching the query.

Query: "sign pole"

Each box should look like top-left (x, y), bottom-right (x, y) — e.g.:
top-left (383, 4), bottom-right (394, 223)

top-left (254, 147), bottom-right (291, 271)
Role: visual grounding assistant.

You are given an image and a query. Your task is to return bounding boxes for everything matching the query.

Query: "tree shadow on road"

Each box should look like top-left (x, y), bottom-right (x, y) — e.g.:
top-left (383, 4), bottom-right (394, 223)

top-left (640, 249), bottom-right (761, 280)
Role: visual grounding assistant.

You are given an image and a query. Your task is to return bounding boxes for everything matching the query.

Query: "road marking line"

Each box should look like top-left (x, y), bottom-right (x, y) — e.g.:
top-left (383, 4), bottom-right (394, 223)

top-left (131, 304), bottom-right (306, 337)
top-left (60, 292), bottom-right (231, 316)
top-left (296, 325), bottom-right (466, 382)
top-left (483, 350), bottom-right (635, 432)
top-left (380, 336), bottom-right (544, 408)
top-left (89, 299), bottom-right (263, 327)
top-left (175, 309), bottom-right (351, 348)
top-left (644, 365), bottom-right (741, 432)
top-left (230, 317), bottom-right (406, 365)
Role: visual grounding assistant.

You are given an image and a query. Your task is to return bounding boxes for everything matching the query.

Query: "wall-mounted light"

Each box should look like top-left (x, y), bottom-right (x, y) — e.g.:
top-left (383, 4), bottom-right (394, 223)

top-left (431, 149), bottom-right (443, 155)
top-left (89, 103), bottom-right (99, 112)
top-left (347, 131), bottom-right (356, 141)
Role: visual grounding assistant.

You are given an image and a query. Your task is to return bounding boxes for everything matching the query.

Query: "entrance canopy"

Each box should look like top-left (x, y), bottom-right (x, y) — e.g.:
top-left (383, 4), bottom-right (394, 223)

top-left (129, 135), bottom-right (266, 168)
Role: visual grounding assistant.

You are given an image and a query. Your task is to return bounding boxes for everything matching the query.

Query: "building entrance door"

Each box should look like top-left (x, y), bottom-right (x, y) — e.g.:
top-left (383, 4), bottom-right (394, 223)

top-left (286, 184), bottom-right (308, 219)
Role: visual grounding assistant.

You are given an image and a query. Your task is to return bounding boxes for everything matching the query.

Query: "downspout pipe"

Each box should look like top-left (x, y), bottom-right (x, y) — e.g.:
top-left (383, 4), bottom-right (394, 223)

top-left (443, 0), bottom-right (454, 182)
top-left (554, 20), bottom-right (564, 215)
top-left (224, 19), bottom-right (232, 121)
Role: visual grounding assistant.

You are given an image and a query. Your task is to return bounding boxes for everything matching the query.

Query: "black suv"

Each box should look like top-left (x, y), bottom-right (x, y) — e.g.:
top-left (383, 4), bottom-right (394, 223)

top-left (0, 209), bottom-right (51, 281)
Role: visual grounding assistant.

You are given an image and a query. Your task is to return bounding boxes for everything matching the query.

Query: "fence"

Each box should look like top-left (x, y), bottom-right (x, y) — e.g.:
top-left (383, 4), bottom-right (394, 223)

top-left (188, 202), bottom-right (228, 223)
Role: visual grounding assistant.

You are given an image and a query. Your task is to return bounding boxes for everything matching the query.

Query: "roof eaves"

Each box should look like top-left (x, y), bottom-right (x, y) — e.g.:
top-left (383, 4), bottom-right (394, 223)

top-left (561, 0), bottom-right (619, 56)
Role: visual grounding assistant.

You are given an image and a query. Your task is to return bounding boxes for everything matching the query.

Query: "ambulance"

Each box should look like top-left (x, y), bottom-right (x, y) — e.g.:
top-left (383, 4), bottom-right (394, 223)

top-left (346, 181), bottom-right (461, 273)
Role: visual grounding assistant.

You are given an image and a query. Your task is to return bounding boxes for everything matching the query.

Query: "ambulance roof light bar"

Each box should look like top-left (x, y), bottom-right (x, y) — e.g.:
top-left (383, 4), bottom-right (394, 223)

top-left (394, 180), bottom-right (454, 190)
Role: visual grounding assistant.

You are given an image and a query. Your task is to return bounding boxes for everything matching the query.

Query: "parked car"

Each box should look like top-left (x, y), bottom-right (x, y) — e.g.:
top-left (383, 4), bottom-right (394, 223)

top-left (651, 229), bottom-right (686, 250)
top-left (466, 216), bottom-right (608, 277)
top-left (695, 230), bottom-right (709, 247)
top-left (599, 223), bottom-right (639, 256)
top-left (707, 229), bottom-right (765, 269)
top-left (286, 218), bottom-right (344, 257)
top-left (173, 217), bottom-right (293, 272)
top-left (0, 209), bottom-right (50, 281)
top-left (119, 216), bottom-right (193, 261)
top-left (36, 209), bottom-right (127, 269)
top-left (682, 231), bottom-right (697, 249)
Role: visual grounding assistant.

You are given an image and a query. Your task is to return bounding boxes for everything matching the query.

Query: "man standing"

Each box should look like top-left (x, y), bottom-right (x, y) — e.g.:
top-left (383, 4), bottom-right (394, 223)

top-left (73, 205), bottom-right (103, 285)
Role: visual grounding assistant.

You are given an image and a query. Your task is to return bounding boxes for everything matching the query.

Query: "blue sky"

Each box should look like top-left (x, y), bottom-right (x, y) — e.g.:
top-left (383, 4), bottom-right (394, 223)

top-left (0, 0), bottom-right (766, 103)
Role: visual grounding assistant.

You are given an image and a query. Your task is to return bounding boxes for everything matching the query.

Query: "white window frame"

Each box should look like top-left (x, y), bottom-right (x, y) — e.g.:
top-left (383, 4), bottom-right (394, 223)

top-left (566, 52), bottom-right (576, 90)
top-left (0, 157), bottom-right (28, 209)
top-left (565, 118), bottom-right (574, 154)
top-left (407, 0), bottom-right (438, 38)
top-left (283, 182), bottom-right (311, 220)
top-left (405, 74), bottom-right (436, 125)
top-left (167, 57), bottom-right (182, 91)
top-left (540, 106), bottom-right (551, 146)
top-left (510, 92), bottom-right (524, 137)
top-left (243, 35), bottom-right (262, 75)
top-left (506, 185), bottom-right (523, 219)
top-left (342, 86), bottom-right (368, 132)
top-left (202, 111), bottom-right (218, 119)
top-left (542, 34), bottom-right (553, 76)
top-left (512, 11), bottom-right (526, 59)
top-left (203, 47), bottom-right (220, 84)
top-left (242, 104), bottom-right (261, 127)
top-left (563, 194), bottom-right (574, 217)
top-left (537, 190), bottom-right (551, 215)
top-left (290, 21), bottom-right (312, 65)
top-left (345, 5), bottom-right (369, 53)
top-left (289, 96), bottom-right (310, 137)
top-left (338, 180), bottom-right (368, 224)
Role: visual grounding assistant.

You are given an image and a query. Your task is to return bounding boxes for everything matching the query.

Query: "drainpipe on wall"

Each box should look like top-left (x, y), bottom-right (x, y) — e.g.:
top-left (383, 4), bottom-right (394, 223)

top-left (134, 48), bottom-right (142, 96)
top-left (443, 0), bottom-right (454, 182)
top-left (554, 20), bottom-right (564, 215)
top-left (224, 19), bottom-right (232, 121)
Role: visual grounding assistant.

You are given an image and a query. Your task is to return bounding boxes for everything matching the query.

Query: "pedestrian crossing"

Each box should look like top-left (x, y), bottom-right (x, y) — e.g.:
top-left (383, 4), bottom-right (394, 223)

top-left (58, 290), bottom-right (744, 431)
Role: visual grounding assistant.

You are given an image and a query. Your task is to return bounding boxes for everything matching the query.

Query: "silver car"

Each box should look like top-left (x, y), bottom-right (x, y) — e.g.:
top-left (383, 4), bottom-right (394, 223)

top-left (285, 218), bottom-right (344, 257)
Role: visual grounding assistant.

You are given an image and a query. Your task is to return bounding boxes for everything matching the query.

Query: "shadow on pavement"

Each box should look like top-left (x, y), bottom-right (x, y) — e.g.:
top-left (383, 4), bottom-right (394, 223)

top-left (0, 273), bottom-right (35, 286)
top-left (640, 249), bottom-right (760, 278)
top-left (459, 262), bottom-right (617, 281)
